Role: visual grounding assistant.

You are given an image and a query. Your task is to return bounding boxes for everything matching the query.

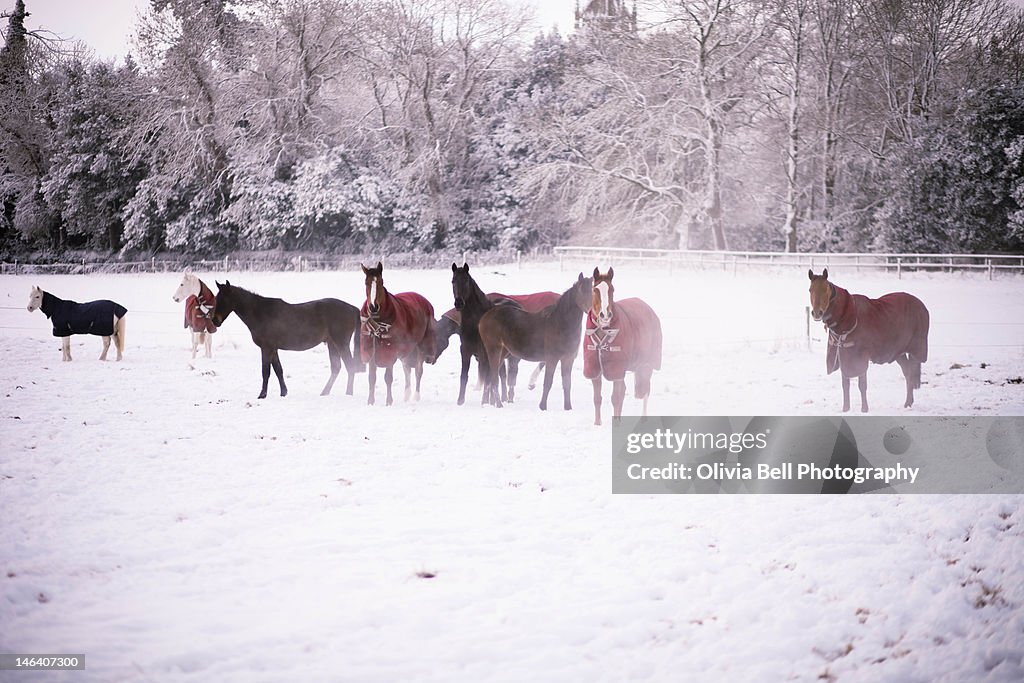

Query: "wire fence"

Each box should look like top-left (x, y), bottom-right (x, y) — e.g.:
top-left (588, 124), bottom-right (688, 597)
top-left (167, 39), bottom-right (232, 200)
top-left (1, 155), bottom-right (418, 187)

top-left (555, 246), bottom-right (1024, 279)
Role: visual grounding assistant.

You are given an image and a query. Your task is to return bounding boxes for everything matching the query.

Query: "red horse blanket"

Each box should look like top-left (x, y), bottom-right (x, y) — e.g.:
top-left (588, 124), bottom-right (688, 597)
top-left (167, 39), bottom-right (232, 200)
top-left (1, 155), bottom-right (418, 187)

top-left (490, 291), bottom-right (560, 313)
top-left (583, 298), bottom-right (662, 381)
top-left (825, 287), bottom-right (929, 376)
top-left (184, 280), bottom-right (217, 334)
top-left (360, 292), bottom-right (434, 366)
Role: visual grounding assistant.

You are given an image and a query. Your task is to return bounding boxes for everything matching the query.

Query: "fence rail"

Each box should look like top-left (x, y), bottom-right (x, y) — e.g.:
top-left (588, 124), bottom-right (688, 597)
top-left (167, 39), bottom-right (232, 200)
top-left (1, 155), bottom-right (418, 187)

top-left (554, 246), bottom-right (1024, 279)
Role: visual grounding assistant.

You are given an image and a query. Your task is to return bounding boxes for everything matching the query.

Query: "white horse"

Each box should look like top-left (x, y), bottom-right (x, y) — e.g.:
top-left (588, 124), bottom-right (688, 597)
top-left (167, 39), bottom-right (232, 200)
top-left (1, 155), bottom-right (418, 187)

top-left (27, 286), bottom-right (127, 361)
top-left (172, 272), bottom-right (217, 359)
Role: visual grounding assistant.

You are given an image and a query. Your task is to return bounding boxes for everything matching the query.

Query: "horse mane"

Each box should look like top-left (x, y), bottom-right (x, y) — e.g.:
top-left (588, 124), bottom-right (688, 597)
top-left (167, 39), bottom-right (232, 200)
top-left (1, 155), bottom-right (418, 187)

top-left (553, 277), bottom-right (587, 314)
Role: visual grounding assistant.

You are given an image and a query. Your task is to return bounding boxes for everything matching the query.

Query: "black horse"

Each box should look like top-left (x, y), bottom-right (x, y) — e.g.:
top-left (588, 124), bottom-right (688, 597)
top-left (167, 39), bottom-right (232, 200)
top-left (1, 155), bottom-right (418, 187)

top-left (479, 273), bottom-right (592, 410)
top-left (451, 263), bottom-right (501, 405)
top-left (211, 281), bottom-right (363, 399)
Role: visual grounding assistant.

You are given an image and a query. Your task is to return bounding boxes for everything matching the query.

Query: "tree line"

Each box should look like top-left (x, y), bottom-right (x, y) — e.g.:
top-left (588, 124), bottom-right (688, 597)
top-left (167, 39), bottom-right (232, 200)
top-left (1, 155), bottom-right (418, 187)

top-left (2, 0), bottom-right (1023, 258)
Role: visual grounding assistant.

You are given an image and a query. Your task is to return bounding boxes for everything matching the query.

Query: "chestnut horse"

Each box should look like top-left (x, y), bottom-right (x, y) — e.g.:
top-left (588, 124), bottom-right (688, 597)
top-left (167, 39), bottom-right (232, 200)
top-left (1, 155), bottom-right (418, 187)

top-left (584, 267), bottom-right (663, 426)
top-left (360, 262), bottom-right (436, 406)
top-left (478, 273), bottom-right (592, 410)
top-left (808, 268), bottom-right (929, 412)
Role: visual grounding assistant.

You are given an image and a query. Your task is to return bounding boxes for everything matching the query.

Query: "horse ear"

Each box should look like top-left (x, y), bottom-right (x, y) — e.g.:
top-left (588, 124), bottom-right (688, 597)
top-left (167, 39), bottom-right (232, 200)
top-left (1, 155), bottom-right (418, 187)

top-left (462, 262), bottom-right (469, 272)
top-left (376, 261), bottom-right (383, 271)
top-left (607, 266), bottom-right (614, 280)
top-left (361, 264), bottom-right (369, 274)
top-left (225, 280), bottom-right (231, 286)
top-left (452, 262), bottom-right (458, 273)
top-left (808, 269), bottom-right (815, 281)
top-left (592, 266), bottom-right (600, 279)
top-left (822, 267), bottom-right (828, 280)
top-left (578, 272), bottom-right (585, 282)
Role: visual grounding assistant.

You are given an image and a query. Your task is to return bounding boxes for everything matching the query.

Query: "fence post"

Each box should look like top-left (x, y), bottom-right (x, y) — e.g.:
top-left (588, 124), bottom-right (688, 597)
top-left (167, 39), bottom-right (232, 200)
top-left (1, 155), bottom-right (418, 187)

top-left (806, 306), bottom-right (811, 350)
top-left (559, 251), bottom-right (564, 272)
top-left (897, 257), bottom-right (902, 280)
top-left (988, 258), bottom-right (993, 281)
top-left (516, 249), bottom-right (522, 270)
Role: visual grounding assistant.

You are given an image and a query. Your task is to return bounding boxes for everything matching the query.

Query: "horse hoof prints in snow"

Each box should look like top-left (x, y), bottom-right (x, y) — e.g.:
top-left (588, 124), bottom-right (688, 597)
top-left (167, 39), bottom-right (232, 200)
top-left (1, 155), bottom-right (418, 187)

top-left (585, 267), bottom-right (663, 426)
top-left (172, 272), bottom-right (217, 359)
top-left (210, 281), bottom-right (363, 399)
top-left (808, 268), bottom-right (929, 413)
top-left (27, 286), bottom-right (127, 362)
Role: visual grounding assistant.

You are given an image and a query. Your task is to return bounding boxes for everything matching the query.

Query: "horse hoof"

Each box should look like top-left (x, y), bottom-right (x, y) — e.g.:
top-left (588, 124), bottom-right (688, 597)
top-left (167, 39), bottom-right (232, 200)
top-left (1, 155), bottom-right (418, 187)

top-left (258, 393), bottom-right (267, 399)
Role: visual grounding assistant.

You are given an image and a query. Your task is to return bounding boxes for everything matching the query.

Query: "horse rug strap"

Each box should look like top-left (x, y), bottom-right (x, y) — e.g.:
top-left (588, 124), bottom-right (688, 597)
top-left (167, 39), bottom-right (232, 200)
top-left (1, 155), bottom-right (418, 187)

top-left (586, 326), bottom-right (621, 353)
top-left (827, 317), bottom-right (858, 349)
top-left (361, 314), bottom-right (393, 340)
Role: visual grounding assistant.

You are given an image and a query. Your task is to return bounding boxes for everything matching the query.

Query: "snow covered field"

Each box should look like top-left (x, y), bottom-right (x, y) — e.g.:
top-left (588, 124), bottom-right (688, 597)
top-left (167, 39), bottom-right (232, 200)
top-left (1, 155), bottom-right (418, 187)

top-left (1, 263), bottom-right (1023, 682)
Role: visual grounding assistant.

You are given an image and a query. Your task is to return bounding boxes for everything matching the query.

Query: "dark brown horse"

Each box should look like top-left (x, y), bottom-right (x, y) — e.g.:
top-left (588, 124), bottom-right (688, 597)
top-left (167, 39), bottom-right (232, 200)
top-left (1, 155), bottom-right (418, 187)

top-left (211, 281), bottom-right (362, 399)
top-left (585, 267), bottom-right (663, 426)
top-left (360, 262), bottom-right (436, 406)
top-left (808, 268), bottom-right (929, 412)
top-left (478, 273), bottom-right (592, 410)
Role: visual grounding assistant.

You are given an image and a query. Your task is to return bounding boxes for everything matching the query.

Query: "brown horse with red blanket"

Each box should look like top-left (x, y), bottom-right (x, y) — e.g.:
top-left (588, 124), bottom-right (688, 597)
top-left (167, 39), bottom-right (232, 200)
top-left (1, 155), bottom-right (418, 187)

top-left (585, 268), bottom-right (663, 426)
top-left (808, 268), bottom-right (929, 412)
top-left (360, 262), bottom-right (436, 406)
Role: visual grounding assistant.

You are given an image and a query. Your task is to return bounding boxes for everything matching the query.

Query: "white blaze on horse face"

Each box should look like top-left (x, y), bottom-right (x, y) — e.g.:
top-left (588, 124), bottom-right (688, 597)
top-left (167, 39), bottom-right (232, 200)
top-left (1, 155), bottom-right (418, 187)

top-left (595, 281), bottom-right (612, 327)
top-left (27, 287), bottom-right (42, 312)
top-left (368, 278), bottom-right (379, 312)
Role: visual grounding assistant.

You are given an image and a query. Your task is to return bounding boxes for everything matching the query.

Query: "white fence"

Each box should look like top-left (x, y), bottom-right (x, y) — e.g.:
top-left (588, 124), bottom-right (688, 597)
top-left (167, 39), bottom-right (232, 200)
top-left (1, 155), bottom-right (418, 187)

top-left (554, 246), bottom-right (1024, 279)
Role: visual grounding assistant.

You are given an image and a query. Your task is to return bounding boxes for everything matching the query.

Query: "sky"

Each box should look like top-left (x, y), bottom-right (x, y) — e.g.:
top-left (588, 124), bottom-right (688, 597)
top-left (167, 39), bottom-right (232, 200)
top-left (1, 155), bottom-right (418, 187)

top-left (1, 0), bottom-right (577, 61)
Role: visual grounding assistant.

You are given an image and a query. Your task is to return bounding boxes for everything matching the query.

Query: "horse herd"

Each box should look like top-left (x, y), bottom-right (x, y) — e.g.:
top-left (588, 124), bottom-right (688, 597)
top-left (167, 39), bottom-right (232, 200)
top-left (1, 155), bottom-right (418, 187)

top-left (24, 265), bottom-right (931, 420)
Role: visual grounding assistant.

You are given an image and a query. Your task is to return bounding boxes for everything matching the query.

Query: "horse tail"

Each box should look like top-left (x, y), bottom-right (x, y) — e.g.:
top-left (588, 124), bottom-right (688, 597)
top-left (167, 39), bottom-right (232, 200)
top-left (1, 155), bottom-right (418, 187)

top-left (350, 309), bottom-right (366, 373)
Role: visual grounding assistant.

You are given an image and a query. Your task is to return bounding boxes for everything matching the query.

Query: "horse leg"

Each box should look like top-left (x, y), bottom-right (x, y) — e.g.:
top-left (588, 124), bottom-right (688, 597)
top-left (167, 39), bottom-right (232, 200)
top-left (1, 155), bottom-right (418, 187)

top-left (402, 361), bottom-right (412, 402)
top-left (385, 364), bottom-right (395, 406)
top-left (367, 361), bottom-right (377, 405)
top-left (528, 362), bottom-right (544, 390)
top-left (611, 379), bottom-right (626, 419)
top-left (321, 343), bottom-right (341, 396)
top-left (896, 354), bottom-right (916, 408)
top-left (635, 369), bottom-right (653, 417)
top-left (498, 360), bottom-right (508, 402)
top-left (507, 358), bottom-right (520, 403)
top-left (413, 357), bottom-right (423, 401)
top-left (337, 337), bottom-right (356, 396)
top-left (561, 358), bottom-right (574, 411)
top-left (271, 350), bottom-right (287, 397)
top-left (258, 348), bottom-right (273, 399)
top-left (592, 377), bottom-right (603, 426)
top-left (858, 372), bottom-right (868, 413)
top-left (484, 342), bottom-right (504, 408)
top-left (841, 375), bottom-right (851, 413)
top-left (100, 335), bottom-right (111, 361)
top-left (62, 337), bottom-right (72, 362)
top-left (203, 331), bottom-right (212, 358)
top-left (190, 331), bottom-right (199, 359)
top-left (539, 362), bottom-right (557, 411)
top-left (458, 346), bottom-right (472, 405)
top-left (114, 316), bottom-right (125, 360)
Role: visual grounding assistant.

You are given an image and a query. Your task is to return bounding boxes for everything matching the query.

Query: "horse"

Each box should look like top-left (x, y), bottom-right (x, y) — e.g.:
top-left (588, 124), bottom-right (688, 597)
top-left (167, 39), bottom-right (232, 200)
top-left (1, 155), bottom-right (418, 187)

top-left (808, 268), bottom-right (930, 412)
top-left (360, 262), bottom-right (436, 406)
top-left (478, 273), bottom-right (592, 410)
top-left (210, 281), bottom-right (363, 399)
top-left (434, 280), bottom-right (561, 403)
top-left (27, 286), bottom-right (127, 361)
top-left (172, 272), bottom-right (217, 359)
top-left (584, 267), bottom-right (663, 426)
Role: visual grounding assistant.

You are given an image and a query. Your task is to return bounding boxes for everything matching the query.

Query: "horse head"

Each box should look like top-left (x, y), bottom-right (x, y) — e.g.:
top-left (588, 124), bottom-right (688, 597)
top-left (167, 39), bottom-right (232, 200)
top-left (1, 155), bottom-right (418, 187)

top-left (451, 262), bottom-right (474, 310)
top-left (172, 272), bottom-right (199, 303)
top-left (26, 285), bottom-right (43, 312)
top-left (568, 272), bottom-right (594, 313)
top-left (362, 262), bottom-right (385, 314)
top-left (591, 267), bottom-right (616, 328)
top-left (211, 280), bottom-right (234, 326)
top-left (808, 268), bottom-right (833, 321)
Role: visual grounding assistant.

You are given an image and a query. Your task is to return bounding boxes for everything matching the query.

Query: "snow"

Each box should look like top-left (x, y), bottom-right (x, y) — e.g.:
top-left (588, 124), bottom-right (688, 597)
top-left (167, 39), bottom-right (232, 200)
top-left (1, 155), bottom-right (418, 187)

top-left (1, 263), bottom-right (1023, 682)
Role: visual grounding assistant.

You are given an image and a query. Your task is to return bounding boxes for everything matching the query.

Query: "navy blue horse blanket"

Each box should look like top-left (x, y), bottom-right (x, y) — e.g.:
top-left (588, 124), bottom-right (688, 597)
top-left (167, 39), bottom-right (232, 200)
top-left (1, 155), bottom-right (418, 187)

top-left (41, 291), bottom-right (127, 337)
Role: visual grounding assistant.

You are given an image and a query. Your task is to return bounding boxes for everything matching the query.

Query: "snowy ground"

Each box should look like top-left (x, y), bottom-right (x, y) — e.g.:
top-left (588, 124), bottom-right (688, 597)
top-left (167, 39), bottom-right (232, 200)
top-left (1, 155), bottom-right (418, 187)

top-left (1, 264), bottom-right (1023, 682)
